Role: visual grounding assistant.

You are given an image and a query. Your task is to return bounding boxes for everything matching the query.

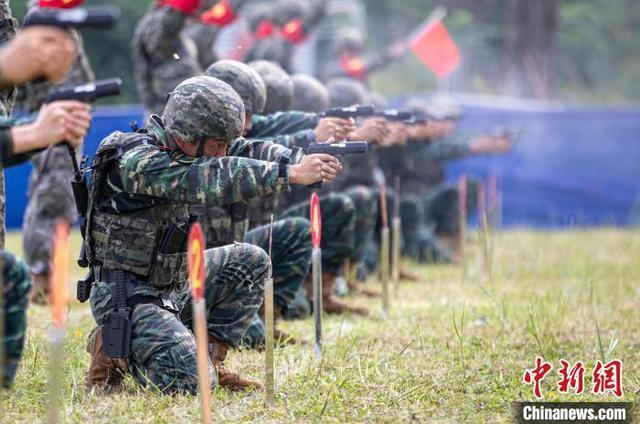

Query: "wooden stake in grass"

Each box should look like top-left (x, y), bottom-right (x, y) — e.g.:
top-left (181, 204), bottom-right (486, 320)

top-left (487, 172), bottom-right (497, 229)
top-left (391, 176), bottom-right (401, 291)
top-left (310, 193), bottom-right (323, 358)
top-left (481, 212), bottom-right (492, 279)
top-left (458, 174), bottom-right (467, 263)
top-left (379, 182), bottom-right (390, 315)
top-left (47, 220), bottom-right (70, 424)
top-left (187, 222), bottom-right (211, 424)
top-left (264, 215), bottom-right (275, 406)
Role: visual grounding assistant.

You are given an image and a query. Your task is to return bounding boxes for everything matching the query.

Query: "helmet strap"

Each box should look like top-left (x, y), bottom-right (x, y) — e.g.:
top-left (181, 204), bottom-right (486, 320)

top-left (196, 139), bottom-right (206, 158)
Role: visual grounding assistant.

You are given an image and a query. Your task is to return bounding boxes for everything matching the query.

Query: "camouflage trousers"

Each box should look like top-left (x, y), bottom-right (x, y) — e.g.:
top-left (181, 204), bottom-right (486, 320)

top-left (240, 218), bottom-right (311, 347)
top-left (401, 193), bottom-right (448, 263)
top-left (1, 250), bottom-right (31, 387)
top-left (280, 193), bottom-right (356, 273)
top-left (398, 180), bottom-right (480, 263)
top-left (90, 243), bottom-right (268, 394)
top-left (23, 145), bottom-right (78, 275)
top-left (342, 186), bottom-right (378, 263)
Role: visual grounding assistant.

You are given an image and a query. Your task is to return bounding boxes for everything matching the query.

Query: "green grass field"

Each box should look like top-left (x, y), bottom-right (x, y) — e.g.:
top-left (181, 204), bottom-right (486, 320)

top-left (1, 228), bottom-right (639, 422)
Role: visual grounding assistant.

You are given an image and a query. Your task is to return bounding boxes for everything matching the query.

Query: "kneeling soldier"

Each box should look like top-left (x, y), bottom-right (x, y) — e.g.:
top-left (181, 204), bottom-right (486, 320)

top-left (86, 76), bottom-right (342, 393)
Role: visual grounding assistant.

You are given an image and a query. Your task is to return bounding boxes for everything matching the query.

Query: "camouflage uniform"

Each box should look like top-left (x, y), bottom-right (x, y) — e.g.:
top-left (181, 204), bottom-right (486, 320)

top-left (1, 251), bottom-right (31, 387)
top-left (244, 0), bottom-right (325, 73)
top-left (202, 60), bottom-right (312, 342)
top-left (20, 24), bottom-right (94, 276)
top-left (87, 77), bottom-right (303, 393)
top-left (0, 114), bottom-right (44, 387)
top-left (0, 0), bottom-right (17, 248)
top-left (379, 134), bottom-right (476, 261)
top-left (132, 4), bottom-right (202, 115)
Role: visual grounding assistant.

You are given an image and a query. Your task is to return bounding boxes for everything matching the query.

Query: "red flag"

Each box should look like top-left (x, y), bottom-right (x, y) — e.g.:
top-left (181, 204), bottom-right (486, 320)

top-left (39, 0), bottom-right (84, 8)
top-left (310, 193), bottom-right (321, 249)
top-left (410, 20), bottom-right (460, 79)
top-left (188, 222), bottom-right (206, 301)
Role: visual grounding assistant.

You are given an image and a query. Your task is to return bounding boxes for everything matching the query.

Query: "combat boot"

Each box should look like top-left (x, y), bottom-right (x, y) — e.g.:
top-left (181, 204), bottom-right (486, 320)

top-left (347, 281), bottom-right (381, 298)
top-left (305, 272), bottom-right (369, 316)
top-left (208, 335), bottom-right (263, 391)
top-left (30, 273), bottom-right (49, 305)
top-left (86, 327), bottom-right (127, 389)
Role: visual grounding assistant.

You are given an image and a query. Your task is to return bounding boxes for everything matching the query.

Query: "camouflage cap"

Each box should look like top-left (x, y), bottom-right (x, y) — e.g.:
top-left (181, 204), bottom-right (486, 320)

top-left (273, 0), bottom-right (310, 26)
top-left (248, 60), bottom-right (294, 114)
top-left (205, 60), bottom-right (267, 115)
top-left (291, 74), bottom-right (329, 113)
top-left (162, 76), bottom-right (245, 145)
top-left (327, 77), bottom-right (370, 107)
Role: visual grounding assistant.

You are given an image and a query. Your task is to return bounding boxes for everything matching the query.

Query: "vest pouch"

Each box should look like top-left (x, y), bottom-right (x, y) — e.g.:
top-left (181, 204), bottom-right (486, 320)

top-left (200, 206), bottom-right (234, 248)
top-left (149, 251), bottom-right (188, 289)
top-left (91, 213), bottom-right (157, 277)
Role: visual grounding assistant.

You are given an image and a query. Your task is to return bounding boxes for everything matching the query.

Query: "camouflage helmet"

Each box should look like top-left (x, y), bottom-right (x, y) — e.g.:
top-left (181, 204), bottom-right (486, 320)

top-left (273, 0), bottom-right (310, 26)
top-left (327, 77), bottom-right (369, 107)
top-left (248, 60), bottom-right (294, 114)
top-left (247, 2), bottom-right (274, 32)
top-left (291, 74), bottom-right (329, 113)
top-left (162, 76), bottom-right (245, 146)
top-left (334, 29), bottom-right (365, 55)
top-left (205, 60), bottom-right (267, 115)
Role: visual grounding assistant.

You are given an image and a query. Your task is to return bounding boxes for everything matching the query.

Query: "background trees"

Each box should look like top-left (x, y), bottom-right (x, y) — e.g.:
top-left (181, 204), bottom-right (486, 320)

top-left (11, 0), bottom-right (640, 104)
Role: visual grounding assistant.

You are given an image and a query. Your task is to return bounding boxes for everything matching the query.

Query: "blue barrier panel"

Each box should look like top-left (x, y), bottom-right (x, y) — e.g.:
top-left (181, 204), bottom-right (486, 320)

top-left (5, 105), bottom-right (146, 229)
top-left (4, 102), bottom-right (640, 229)
top-left (447, 104), bottom-right (640, 228)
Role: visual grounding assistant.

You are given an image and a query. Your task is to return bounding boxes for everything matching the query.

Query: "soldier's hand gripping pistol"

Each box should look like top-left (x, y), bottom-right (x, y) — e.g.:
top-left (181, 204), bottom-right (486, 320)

top-left (305, 141), bottom-right (368, 189)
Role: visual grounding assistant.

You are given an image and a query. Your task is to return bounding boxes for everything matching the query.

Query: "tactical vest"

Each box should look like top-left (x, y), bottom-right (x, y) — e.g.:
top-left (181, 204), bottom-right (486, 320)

top-left (190, 202), bottom-right (248, 249)
top-left (85, 131), bottom-right (190, 290)
top-left (247, 194), bottom-right (280, 229)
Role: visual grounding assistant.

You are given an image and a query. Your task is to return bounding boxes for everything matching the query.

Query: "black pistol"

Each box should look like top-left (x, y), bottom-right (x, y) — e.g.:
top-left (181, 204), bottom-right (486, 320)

top-left (23, 5), bottom-right (121, 29)
top-left (320, 105), bottom-right (375, 120)
top-left (305, 141), bottom-right (368, 189)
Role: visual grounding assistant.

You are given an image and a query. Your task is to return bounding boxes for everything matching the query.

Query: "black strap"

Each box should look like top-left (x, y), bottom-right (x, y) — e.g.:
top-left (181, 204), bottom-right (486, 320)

top-left (110, 269), bottom-right (128, 310)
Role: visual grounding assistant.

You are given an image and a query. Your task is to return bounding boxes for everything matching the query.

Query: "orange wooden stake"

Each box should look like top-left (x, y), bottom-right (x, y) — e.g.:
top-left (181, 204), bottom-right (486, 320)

top-left (188, 222), bottom-right (211, 424)
top-left (47, 219), bottom-right (70, 424)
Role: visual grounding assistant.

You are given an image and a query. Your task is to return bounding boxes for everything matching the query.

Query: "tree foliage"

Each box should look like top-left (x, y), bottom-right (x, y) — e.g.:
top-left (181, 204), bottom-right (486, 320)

top-left (10, 0), bottom-right (639, 104)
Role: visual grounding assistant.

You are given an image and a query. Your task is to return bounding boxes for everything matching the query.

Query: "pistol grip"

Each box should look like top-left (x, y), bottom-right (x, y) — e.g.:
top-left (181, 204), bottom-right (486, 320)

top-left (308, 182), bottom-right (322, 190)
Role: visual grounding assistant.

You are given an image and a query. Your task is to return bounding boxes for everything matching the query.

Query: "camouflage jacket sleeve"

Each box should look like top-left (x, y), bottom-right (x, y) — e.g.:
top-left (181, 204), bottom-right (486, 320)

top-left (422, 136), bottom-right (471, 161)
top-left (0, 115), bottom-right (40, 169)
top-left (119, 142), bottom-right (292, 205)
top-left (248, 111), bottom-right (319, 138)
top-left (268, 129), bottom-right (315, 149)
top-left (228, 137), bottom-right (304, 164)
top-left (0, 0), bottom-right (16, 112)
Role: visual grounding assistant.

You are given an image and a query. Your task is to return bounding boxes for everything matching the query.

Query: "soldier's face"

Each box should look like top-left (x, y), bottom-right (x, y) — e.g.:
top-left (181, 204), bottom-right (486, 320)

top-left (177, 138), bottom-right (229, 158)
top-left (201, 139), bottom-right (229, 158)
